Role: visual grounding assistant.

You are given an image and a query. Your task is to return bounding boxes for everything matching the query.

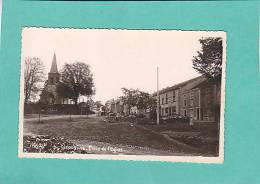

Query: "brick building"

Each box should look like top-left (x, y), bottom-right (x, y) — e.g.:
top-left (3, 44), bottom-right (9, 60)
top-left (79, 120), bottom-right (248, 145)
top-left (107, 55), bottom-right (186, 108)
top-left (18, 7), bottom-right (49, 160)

top-left (156, 76), bottom-right (221, 122)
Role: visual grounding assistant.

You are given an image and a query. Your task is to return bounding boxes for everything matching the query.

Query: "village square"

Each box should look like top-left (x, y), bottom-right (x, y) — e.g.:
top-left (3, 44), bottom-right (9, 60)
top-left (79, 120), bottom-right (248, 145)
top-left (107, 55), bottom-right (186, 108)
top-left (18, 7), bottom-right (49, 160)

top-left (22, 28), bottom-right (223, 157)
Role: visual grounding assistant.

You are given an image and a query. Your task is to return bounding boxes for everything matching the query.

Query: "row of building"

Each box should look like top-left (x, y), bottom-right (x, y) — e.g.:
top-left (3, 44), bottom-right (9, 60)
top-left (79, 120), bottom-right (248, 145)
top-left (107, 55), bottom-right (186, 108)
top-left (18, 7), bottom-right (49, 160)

top-left (157, 76), bottom-right (221, 122)
top-left (108, 76), bottom-right (221, 122)
top-left (39, 53), bottom-right (221, 122)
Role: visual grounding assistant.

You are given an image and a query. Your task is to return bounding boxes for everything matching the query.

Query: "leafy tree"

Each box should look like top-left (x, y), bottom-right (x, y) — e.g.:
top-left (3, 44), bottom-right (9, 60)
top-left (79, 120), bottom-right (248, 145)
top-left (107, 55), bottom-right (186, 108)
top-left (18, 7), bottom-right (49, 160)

top-left (193, 37), bottom-right (223, 127)
top-left (24, 57), bottom-right (45, 104)
top-left (105, 99), bottom-right (113, 111)
top-left (121, 88), bottom-right (156, 113)
top-left (57, 62), bottom-right (95, 106)
top-left (86, 98), bottom-right (95, 108)
top-left (121, 88), bottom-right (139, 112)
top-left (94, 101), bottom-right (103, 109)
top-left (192, 37), bottom-right (223, 82)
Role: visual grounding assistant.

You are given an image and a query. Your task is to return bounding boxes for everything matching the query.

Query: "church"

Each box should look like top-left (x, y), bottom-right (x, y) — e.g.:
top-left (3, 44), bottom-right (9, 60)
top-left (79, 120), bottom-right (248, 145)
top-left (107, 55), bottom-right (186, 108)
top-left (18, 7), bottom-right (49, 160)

top-left (40, 53), bottom-right (74, 105)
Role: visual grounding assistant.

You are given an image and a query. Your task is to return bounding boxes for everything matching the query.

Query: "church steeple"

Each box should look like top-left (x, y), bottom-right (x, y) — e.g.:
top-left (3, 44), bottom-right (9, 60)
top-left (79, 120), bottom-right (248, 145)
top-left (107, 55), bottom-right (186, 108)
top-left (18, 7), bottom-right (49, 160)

top-left (48, 53), bottom-right (60, 85)
top-left (41, 53), bottom-right (61, 105)
top-left (50, 53), bottom-right (58, 73)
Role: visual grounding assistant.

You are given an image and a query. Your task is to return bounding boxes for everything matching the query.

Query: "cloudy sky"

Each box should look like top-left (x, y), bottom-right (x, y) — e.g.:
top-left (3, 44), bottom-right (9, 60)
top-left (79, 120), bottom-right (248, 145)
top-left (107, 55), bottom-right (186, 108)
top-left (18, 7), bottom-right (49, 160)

top-left (22, 27), bottom-right (223, 103)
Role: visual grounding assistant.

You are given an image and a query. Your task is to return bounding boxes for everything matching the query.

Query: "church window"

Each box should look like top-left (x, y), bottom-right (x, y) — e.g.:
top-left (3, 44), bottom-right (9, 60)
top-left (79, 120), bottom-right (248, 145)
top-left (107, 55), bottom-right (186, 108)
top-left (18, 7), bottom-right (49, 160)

top-left (50, 77), bottom-right (54, 84)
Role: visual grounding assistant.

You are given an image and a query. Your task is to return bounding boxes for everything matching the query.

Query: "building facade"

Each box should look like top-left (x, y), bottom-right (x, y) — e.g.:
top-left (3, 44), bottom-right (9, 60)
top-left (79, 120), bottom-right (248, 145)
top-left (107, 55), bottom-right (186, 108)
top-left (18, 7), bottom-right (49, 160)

top-left (157, 76), bottom-right (220, 122)
top-left (107, 99), bottom-right (144, 115)
top-left (159, 88), bottom-right (180, 117)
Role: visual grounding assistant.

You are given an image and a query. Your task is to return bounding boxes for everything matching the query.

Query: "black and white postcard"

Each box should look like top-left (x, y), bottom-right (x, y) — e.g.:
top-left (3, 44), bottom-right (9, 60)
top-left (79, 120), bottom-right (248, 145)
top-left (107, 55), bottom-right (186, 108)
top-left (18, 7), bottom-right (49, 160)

top-left (19, 27), bottom-right (226, 163)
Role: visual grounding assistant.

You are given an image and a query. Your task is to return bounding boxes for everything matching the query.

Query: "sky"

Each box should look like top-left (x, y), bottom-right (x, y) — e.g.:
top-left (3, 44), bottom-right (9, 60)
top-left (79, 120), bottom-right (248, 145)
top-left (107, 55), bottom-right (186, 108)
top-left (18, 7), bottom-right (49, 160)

top-left (22, 27), bottom-right (224, 104)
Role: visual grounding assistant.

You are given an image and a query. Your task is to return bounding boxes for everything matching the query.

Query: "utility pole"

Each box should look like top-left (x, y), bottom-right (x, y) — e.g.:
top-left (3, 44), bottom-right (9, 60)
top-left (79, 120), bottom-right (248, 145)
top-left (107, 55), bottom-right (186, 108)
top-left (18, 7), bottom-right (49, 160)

top-left (157, 67), bottom-right (160, 125)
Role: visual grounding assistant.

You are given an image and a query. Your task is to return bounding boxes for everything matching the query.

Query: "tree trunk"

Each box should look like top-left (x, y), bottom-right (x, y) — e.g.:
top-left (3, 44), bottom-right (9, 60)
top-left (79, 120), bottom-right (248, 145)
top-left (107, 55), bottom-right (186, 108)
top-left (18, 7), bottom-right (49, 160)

top-left (73, 98), bottom-right (79, 114)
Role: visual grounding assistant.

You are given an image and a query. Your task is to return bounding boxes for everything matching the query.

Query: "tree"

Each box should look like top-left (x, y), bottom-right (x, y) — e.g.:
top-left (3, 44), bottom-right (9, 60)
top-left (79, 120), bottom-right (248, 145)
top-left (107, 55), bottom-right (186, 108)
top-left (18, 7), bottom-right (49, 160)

top-left (193, 37), bottom-right (223, 128)
top-left (39, 81), bottom-right (49, 105)
top-left (94, 101), bottom-right (103, 109)
top-left (121, 88), bottom-right (155, 113)
top-left (192, 37), bottom-right (223, 82)
top-left (121, 88), bottom-right (139, 112)
top-left (87, 98), bottom-right (95, 108)
top-left (24, 57), bottom-right (45, 104)
top-left (57, 62), bottom-right (95, 106)
top-left (105, 99), bottom-right (114, 112)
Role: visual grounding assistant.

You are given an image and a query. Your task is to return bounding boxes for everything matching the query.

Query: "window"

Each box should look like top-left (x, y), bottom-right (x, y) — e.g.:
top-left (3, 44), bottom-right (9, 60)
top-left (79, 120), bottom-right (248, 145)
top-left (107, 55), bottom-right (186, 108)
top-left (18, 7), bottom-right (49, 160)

top-left (161, 108), bottom-right (164, 116)
top-left (190, 93), bottom-right (194, 99)
top-left (190, 109), bottom-right (194, 118)
top-left (172, 106), bottom-right (176, 114)
top-left (190, 99), bottom-right (194, 106)
top-left (169, 107), bottom-right (172, 115)
top-left (165, 94), bottom-right (168, 104)
top-left (196, 108), bottom-right (200, 120)
top-left (183, 94), bottom-right (187, 107)
top-left (183, 109), bottom-right (187, 116)
top-left (161, 98), bottom-right (164, 105)
top-left (165, 107), bottom-right (168, 114)
top-left (173, 91), bottom-right (176, 102)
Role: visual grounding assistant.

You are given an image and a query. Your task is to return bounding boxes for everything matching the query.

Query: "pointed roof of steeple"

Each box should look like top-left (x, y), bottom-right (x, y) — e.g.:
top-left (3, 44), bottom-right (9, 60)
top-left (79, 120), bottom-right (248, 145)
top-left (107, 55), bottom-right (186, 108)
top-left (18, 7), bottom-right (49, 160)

top-left (50, 53), bottom-right (58, 73)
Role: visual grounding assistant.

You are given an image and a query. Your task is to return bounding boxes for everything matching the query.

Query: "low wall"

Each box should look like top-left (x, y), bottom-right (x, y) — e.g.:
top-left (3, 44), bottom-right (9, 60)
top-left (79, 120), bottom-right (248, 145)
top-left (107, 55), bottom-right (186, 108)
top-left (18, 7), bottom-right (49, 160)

top-left (24, 103), bottom-right (94, 115)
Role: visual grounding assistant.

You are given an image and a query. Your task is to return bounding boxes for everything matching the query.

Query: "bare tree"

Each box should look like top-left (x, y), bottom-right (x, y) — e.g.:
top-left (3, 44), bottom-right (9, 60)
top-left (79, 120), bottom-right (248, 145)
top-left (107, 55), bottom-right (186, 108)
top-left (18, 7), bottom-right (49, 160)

top-left (24, 57), bottom-right (45, 104)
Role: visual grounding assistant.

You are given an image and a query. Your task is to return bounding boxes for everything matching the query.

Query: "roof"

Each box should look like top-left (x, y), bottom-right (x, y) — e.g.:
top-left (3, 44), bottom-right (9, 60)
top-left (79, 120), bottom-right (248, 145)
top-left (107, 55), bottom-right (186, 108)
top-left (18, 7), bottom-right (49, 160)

top-left (180, 76), bottom-right (207, 92)
top-left (50, 53), bottom-right (58, 73)
top-left (152, 76), bottom-right (206, 96)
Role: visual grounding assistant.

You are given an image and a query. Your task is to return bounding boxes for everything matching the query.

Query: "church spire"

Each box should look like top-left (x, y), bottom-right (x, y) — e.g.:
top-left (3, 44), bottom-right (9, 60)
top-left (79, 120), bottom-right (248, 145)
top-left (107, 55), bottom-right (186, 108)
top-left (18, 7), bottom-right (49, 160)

top-left (50, 53), bottom-right (58, 73)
